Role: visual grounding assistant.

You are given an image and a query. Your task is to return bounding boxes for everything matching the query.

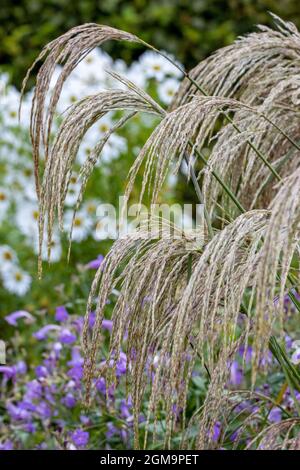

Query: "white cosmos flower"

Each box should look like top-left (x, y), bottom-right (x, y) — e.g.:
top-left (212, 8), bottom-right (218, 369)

top-left (158, 78), bottom-right (180, 105)
top-left (64, 209), bottom-right (93, 242)
top-left (0, 245), bottom-right (18, 270)
top-left (2, 266), bottom-right (31, 296)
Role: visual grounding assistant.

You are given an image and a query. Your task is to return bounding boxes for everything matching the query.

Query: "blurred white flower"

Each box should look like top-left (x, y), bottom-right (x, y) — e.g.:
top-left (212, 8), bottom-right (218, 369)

top-left (65, 173), bottom-right (81, 206)
top-left (125, 62), bottom-right (146, 88)
top-left (1, 86), bottom-right (31, 128)
top-left (15, 202), bottom-right (39, 238)
top-left (0, 245), bottom-right (18, 270)
top-left (139, 51), bottom-right (168, 81)
top-left (73, 48), bottom-right (113, 87)
top-left (64, 209), bottom-right (93, 242)
top-left (2, 266), bottom-right (31, 296)
top-left (34, 231), bottom-right (62, 263)
top-left (158, 78), bottom-right (180, 105)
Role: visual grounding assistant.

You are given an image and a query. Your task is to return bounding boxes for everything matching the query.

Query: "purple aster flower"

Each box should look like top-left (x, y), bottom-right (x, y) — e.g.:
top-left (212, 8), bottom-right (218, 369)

top-left (55, 306), bottom-right (69, 322)
top-left (33, 324), bottom-right (60, 340)
top-left (70, 429), bottom-right (89, 448)
top-left (5, 310), bottom-right (34, 326)
top-left (58, 328), bottom-right (76, 344)
top-left (87, 254), bottom-right (104, 270)
top-left (0, 440), bottom-right (13, 450)
top-left (269, 407), bottom-right (282, 423)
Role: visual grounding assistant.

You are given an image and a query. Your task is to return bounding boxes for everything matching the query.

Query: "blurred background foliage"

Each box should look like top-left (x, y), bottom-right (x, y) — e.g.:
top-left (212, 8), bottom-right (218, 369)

top-left (1, 0), bottom-right (300, 89)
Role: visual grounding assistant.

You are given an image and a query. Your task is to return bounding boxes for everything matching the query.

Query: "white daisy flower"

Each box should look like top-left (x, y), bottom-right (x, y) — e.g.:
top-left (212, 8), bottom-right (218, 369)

top-left (33, 231), bottom-right (62, 263)
top-left (125, 62), bottom-right (147, 88)
top-left (139, 51), bottom-right (167, 81)
top-left (64, 209), bottom-right (93, 242)
top-left (0, 245), bottom-right (18, 270)
top-left (73, 48), bottom-right (113, 87)
top-left (157, 78), bottom-right (180, 105)
top-left (65, 173), bottom-right (81, 206)
top-left (2, 266), bottom-right (31, 296)
top-left (15, 202), bottom-right (39, 238)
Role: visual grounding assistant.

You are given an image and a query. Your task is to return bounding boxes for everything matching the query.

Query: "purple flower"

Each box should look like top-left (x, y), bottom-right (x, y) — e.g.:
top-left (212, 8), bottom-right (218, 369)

top-left (107, 352), bottom-right (127, 377)
top-left (0, 366), bottom-right (16, 379)
top-left (7, 403), bottom-right (31, 421)
top-left (67, 347), bottom-right (83, 367)
top-left (120, 398), bottom-right (132, 420)
top-left (24, 422), bottom-right (37, 433)
top-left (87, 254), bottom-right (104, 270)
top-left (35, 365), bottom-right (48, 379)
top-left (229, 361), bottom-right (243, 386)
top-left (95, 377), bottom-right (106, 395)
top-left (269, 407), bottom-right (282, 423)
top-left (212, 421), bottom-right (221, 442)
top-left (16, 361), bottom-right (27, 375)
top-left (25, 380), bottom-right (42, 400)
top-left (36, 401), bottom-right (52, 419)
top-left (0, 440), bottom-right (13, 450)
top-left (67, 365), bottom-right (83, 381)
top-left (106, 422), bottom-right (118, 439)
top-left (62, 393), bottom-right (77, 408)
top-left (88, 311), bottom-right (96, 328)
top-left (58, 328), bottom-right (76, 344)
top-left (55, 306), bottom-right (69, 322)
top-left (33, 325), bottom-right (60, 340)
top-left (5, 310), bottom-right (34, 326)
top-left (70, 429), bottom-right (89, 448)
top-left (102, 319), bottom-right (113, 332)
top-left (238, 345), bottom-right (252, 363)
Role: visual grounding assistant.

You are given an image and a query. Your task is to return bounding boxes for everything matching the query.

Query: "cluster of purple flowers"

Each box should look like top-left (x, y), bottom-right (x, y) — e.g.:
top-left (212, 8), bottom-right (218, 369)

top-left (0, 304), bottom-right (134, 450)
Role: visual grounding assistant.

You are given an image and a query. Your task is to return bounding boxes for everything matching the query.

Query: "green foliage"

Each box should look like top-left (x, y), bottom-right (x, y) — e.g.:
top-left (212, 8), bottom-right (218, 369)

top-left (1, 0), bottom-right (300, 88)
